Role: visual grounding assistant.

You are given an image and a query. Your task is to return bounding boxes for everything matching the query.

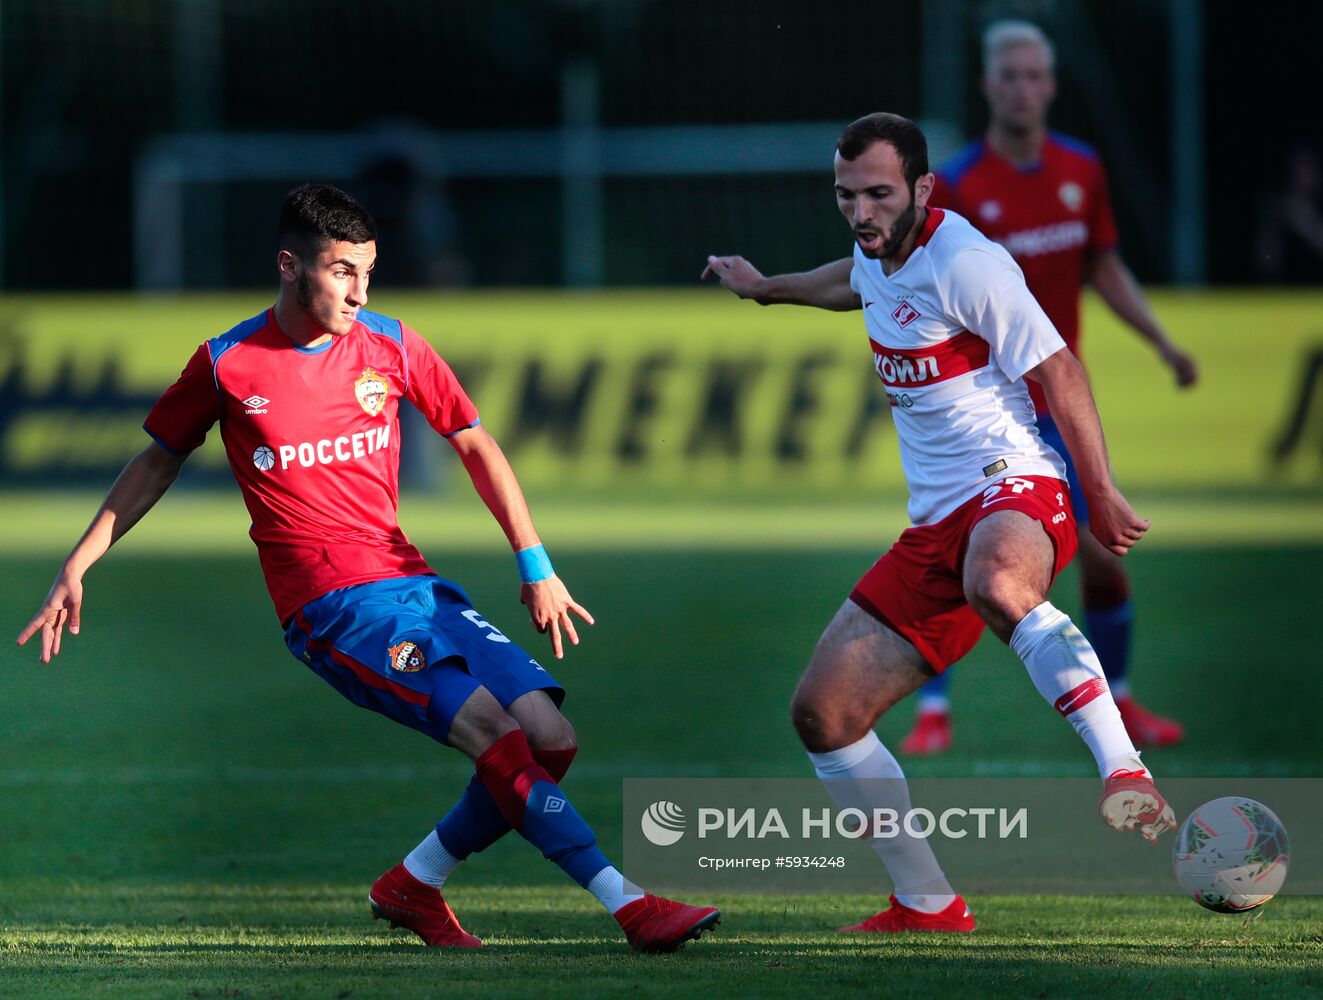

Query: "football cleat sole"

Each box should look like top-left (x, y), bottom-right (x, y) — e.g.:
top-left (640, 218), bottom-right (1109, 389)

top-left (631, 910), bottom-right (722, 954)
top-left (665, 910), bottom-right (721, 953)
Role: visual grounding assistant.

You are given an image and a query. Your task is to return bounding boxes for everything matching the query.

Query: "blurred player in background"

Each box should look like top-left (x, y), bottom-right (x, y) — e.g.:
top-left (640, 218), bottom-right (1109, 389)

top-left (704, 112), bottom-right (1175, 934)
top-left (899, 20), bottom-right (1199, 755)
top-left (17, 184), bottom-right (718, 954)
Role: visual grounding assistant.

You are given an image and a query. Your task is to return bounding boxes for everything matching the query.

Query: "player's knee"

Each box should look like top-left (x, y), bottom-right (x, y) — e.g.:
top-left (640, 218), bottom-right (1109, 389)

top-left (525, 713), bottom-right (577, 753)
top-left (791, 687), bottom-right (873, 753)
top-left (966, 569), bottom-right (1038, 630)
top-left (964, 573), bottom-right (1003, 621)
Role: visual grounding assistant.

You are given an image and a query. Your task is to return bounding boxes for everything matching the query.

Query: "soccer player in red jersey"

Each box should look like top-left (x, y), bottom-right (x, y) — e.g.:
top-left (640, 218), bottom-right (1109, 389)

top-left (705, 113), bottom-right (1175, 933)
top-left (900, 20), bottom-right (1199, 755)
top-left (17, 184), bottom-right (718, 953)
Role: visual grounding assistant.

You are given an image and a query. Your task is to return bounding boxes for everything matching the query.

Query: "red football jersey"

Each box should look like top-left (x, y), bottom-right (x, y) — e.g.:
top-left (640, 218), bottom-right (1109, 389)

top-left (144, 308), bottom-right (479, 622)
top-left (931, 132), bottom-right (1118, 412)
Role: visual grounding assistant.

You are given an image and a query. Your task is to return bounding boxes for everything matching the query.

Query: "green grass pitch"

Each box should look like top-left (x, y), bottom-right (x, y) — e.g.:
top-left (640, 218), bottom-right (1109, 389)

top-left (3, 504), bottom-right (1321, 996)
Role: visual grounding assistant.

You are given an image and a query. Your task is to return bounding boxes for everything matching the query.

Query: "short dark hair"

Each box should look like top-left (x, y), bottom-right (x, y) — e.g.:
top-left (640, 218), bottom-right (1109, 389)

top-left (277, 183), bottom-right (377, 259)
top-left (836, 113), bottom-right (929, 190)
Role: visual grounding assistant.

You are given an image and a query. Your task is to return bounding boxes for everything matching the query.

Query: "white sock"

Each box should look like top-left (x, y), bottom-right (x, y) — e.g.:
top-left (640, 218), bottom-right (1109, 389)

top-left (808, 731), bottom-right (956, 913)
top-left (1011, 602), bottom-right (1144, 780)
top-left (402, 831), bottom-right (461, 888)
top-left (587, 865), bottom-right (644, 915)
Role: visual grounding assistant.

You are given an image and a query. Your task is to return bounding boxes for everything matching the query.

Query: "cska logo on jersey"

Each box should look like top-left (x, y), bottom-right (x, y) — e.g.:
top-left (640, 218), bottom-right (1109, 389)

top-left (1058, 182), bottom-right (1084, 212)
top-left (891, 301), bottom-right (922, 328)
top-left (388, 641), bottom-right (427, 673)
top-left (355, 368), bottom-right (390, 417)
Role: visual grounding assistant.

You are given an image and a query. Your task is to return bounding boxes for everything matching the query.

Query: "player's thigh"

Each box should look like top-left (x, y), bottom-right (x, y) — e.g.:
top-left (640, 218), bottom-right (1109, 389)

top-left (792, 600), bottom-right (932, 741)
top-left (429, 580), bottom-right (568, 720)
top-left (447, 685), bottom-right (522, 759)
top-left (286, 577), bottom-right (553, 753)
top-left (286, 582), bottom-right (488, 748)
top-left (507, 690), bottom-right (577, 751)
top-left (963, 509), bottom-right (1056, 636)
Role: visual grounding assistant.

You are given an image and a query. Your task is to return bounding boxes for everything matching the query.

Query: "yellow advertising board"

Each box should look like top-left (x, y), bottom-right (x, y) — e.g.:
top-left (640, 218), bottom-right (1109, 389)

top-left (0, 289), bottom-right (1320, 496)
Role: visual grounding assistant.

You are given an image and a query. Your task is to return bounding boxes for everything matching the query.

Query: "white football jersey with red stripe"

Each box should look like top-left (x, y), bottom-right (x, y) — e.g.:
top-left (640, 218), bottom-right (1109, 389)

top-left (850, 208), bottom-right (1068, 525)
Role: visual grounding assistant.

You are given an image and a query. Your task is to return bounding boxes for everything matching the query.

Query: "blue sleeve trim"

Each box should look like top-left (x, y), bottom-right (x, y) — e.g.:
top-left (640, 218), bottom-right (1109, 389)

top-left (442, 418), bottom-right (481, 438)
top-left (939, 139), bottom-right (987, 187)
top-left (1048, 131), bottom-right (1100, 162)
top-left (143, 424), bottom-right (188, 455)
top-left (357, 309), bottom-right (409, 392)
top-left (208, 310), bottom-right (269, 390)
top-left (356, 308), bottom-right (405, 346)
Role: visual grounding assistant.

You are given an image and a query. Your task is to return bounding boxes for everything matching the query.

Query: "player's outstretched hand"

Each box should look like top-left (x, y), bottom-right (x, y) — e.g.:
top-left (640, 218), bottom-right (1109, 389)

top-left (701, 255), bottom-right (768, 302)
top-left (1087, 486), bottom-right (1150, 556)
top-left (521, 575), bottom-right (594, 660)
top-left (17, 569), bottom-right (83, 663)
top-left (1161, 344), bottom-right (1199, 388)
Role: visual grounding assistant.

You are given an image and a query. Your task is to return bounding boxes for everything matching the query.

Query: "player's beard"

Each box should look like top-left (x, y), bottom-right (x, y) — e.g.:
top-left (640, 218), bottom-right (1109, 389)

top-left (877, 195), bottom-right (918, 260)
top-left (854, 191), bottom-right (920, 261)
top-left (295, 270), bottom-right (348, 335)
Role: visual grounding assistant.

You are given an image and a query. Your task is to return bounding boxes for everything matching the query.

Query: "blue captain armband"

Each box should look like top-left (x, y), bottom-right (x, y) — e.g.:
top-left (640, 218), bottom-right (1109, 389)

top-left (516, 544), bottom-right (555, 584)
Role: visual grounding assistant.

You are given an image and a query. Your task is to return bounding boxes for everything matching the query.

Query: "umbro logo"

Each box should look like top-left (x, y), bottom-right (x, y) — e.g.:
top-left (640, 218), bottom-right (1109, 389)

top-left (242, 394), bottom-right (270, 414)
top-left (543, 796), bottom-right (567, 814)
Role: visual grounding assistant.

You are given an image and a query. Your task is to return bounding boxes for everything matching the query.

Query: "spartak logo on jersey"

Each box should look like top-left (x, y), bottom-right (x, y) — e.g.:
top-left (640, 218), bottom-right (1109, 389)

top-left (388, 641), bottom-right (426, 673)
top-left (354, 368), bottom-right (390, 417)
top-left (891, 301), bottom-right (922, 328)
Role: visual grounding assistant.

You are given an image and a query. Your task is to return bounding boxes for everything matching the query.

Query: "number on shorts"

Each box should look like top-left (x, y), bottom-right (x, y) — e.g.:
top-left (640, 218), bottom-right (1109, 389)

top-left (982, 476), bottom-right (1036, 507)
top-left (461, 609), bottom-right (512, 643)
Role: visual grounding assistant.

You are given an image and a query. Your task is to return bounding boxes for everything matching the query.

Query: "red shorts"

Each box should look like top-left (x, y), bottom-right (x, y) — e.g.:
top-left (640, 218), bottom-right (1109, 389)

top-left (849, 476), bottom-right (1078, 672)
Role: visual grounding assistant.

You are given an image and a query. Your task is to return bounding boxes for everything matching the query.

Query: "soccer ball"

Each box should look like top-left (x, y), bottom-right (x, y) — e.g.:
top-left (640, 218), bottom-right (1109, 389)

top-left (1173, 797), bottom-right (1290, 912)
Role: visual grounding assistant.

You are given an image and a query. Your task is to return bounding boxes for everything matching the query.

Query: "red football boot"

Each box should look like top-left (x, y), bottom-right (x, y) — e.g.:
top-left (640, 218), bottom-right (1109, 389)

top-left (369, 863), bottom-right (482, 948)
top-left (614, 893), bottom-right (721, 952)
top-left (899, 710), bottom-right (952, 755)
top-left (1098, 768), bottom-right (1177, 844)
top-left (840, 894), bottom-right (975, 933)
top-left (1116, 696), bottom-right (1185, 748)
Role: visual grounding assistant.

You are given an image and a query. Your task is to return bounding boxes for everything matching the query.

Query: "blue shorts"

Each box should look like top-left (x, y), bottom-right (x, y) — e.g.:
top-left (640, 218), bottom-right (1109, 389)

top-left (284, 575), bottom-right (563, 745)
top-left (1036, 414), bottom-right (1087, 524)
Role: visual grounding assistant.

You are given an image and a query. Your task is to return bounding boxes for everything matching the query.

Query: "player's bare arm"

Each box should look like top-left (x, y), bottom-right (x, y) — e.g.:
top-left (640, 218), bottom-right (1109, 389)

top-left (1089, 250), bottom-right (1198, 388)
top-left (1025, 348), bottom-right (1149, 555)
top-left (17, 442), bottom-right (189, 662)
top-left (447, 424), bottom-right (594, 659)
top-left (701, 255), bottom-right (860, 311)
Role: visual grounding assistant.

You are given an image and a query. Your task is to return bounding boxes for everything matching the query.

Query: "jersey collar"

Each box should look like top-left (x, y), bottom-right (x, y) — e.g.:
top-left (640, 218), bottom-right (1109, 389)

top-left (913, 207), bottom-right (944, 249)
top-left (269, 306), bottom-right (340, 354)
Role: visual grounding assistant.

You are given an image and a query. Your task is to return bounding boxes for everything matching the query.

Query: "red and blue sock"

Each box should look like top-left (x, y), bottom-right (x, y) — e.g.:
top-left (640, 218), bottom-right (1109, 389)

top-left (435, 745), bottom-right (576, 860)
top-left (915, 670), bottom-right (949, 708)
top-left (471, 730), bottom-right (608, 888)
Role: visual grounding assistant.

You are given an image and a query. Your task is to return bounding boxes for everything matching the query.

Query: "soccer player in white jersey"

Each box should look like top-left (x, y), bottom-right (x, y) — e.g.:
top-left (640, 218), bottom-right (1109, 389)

top-left (703, 113), bottom-right (1175, 932)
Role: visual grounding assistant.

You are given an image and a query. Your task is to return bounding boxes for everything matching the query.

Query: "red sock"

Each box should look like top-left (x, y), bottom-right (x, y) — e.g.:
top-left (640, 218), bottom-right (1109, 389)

top-left (532, 745), bottom-right (577, 783)
top-left (475, 730), bottom-right (553, 830)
